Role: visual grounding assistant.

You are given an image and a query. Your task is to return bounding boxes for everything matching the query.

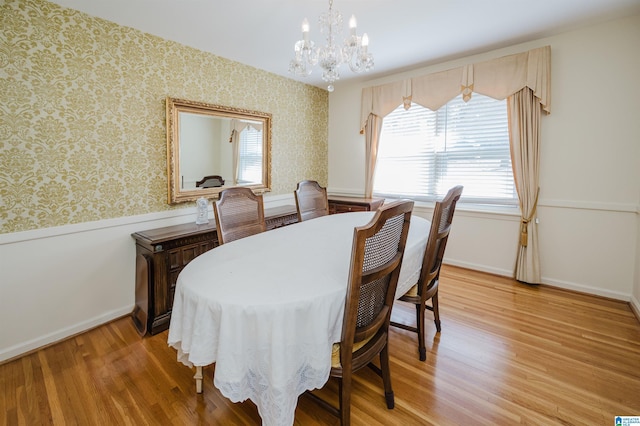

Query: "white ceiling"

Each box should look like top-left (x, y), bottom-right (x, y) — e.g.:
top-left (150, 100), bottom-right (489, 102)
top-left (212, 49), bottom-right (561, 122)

top-left (49, 0), bottom-right (640, 90)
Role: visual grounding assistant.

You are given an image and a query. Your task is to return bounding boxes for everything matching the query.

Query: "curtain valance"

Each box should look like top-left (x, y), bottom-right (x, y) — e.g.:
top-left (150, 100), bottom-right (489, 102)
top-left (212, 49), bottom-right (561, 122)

top-left (229, 119), bottom-right (263, 142)
top-left (360, 46), bottom-right (551, 131)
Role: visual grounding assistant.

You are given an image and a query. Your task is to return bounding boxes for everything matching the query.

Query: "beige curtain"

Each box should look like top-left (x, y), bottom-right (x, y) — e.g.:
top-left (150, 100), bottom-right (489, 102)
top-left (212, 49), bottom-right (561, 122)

top-left (412, 66), bottom-right (470, 110)
top-left (508, 88), bottom-right (541, 283)
top-left (360, 79), bottom-right (411, 133)
top-left (364, 114), bottom-right (383, 198)
top-left (361, 79), bottom-right (409, 198)
top-left (229, 127), bottom-right (240, 185)
top-left (360, 45), bottom-right (551, 283)
top-left (360, 46), bottom-right (551, 133)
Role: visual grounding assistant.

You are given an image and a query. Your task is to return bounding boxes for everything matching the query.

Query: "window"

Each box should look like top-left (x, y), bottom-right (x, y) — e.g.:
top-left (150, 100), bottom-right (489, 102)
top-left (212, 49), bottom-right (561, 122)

top-left (373, 94), bottom-right (516, 206)
top-left (238, 126), bottom-right (263, 184)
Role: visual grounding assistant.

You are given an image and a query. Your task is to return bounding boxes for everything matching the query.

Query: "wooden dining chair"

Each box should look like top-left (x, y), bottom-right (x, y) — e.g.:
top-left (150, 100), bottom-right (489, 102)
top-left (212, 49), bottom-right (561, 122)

top-left (213, 187), bottom-right (266, 245)
top-left (307, 199), bottom-right (414, 426)
top-left (391, 185), bottom-right (463, 361)
top-left (294, 180), bottom-right (329, 222)
top-left (195, 175), bottom-right (225, 188)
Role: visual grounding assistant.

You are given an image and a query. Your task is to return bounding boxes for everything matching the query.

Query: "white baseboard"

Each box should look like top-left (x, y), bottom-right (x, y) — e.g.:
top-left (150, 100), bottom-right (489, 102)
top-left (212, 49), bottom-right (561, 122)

top-left (0, 306), bottom-right (133, 364)
top-left (445, 259), bottom-right (630, 302)
top-left (444, 259), bottom-right (513, 278)
top-left (631, 295), bottom-right (640, 323)
top-left (540, 276), bottom-right (630, 301)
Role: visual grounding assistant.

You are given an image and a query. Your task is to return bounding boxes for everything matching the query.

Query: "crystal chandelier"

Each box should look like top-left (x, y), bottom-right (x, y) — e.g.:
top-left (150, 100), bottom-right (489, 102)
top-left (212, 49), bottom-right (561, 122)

top-left (289, 0), bottom-right (374, 92)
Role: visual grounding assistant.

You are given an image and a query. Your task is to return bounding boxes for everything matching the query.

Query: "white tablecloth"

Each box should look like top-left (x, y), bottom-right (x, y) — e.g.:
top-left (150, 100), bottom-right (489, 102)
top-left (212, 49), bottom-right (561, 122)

top-left (167, 212), bottom-right (430, 426)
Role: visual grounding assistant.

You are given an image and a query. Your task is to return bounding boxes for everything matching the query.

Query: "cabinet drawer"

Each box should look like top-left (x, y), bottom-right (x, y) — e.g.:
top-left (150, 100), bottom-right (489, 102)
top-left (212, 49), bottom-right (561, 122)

top-left (332, 204), bottom-right (368, 213)
top-left (266, 212), bottom-right (298, 229)
top-left (168, 242), bottom-right (213, 269)
top-left (328, 197), bottom-right (384, 215)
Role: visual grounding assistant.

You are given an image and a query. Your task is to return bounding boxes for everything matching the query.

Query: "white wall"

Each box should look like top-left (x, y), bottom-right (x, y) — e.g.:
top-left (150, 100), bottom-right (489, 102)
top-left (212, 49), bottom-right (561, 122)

top-left (329, 15), bottom-right (640, 303)
top-left (179, 113), bottom-right (221, 188)
top-left (0, 195), bottom-right (293, 362)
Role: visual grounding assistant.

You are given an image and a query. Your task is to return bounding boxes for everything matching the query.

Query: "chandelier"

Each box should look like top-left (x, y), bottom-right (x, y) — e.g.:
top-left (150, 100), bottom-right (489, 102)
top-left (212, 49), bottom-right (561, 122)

top-left (288, 0), bottom-right (374, 92)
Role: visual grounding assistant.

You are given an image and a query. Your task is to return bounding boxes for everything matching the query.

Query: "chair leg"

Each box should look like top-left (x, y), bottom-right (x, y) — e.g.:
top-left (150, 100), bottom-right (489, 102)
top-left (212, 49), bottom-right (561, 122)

top-left (415, 302), bottom-right (427, 361)
top-left (432, 292), bottom-right (441, 332)
top-left (339, 373), bottom-right (351, 426)
top-left (380, 344), bottom-right (395, 409)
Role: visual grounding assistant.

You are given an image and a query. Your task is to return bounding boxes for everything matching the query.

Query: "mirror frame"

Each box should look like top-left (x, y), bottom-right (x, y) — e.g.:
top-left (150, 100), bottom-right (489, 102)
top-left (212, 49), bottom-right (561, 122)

top-left (166, 97), bottom-right (272, 204)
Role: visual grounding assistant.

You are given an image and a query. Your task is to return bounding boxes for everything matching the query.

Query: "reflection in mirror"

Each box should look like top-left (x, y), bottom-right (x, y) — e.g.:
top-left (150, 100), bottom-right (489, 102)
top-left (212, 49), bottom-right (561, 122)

top-left (179, 114), bottom-right (263, 189)
top-left (166, 98), bottom-right (271, 204)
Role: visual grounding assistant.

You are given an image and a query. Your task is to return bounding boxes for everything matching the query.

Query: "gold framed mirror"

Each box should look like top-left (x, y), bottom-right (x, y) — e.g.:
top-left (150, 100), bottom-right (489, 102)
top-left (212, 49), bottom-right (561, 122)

top-left (166, 97), bottom-right (272, 204)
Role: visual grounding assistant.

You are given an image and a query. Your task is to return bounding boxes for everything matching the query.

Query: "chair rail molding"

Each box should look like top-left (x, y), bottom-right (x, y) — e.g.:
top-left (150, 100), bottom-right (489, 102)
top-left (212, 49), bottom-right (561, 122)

top-left (0, 193), bottom-right (295, 246)
top-left (538, 199), bottom-right (638, 214)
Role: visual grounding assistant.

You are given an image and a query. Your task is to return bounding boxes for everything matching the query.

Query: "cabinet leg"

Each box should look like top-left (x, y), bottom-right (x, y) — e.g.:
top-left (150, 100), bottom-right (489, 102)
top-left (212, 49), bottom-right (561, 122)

top-left (195, 365), bottom-right (203, 393)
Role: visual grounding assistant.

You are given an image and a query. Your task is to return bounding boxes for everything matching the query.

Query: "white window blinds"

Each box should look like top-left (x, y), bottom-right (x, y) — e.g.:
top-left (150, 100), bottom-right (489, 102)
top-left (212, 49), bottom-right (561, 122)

top-left (238, 127), bottom-right (263, 184)
top-left (373, 94), bottom-right (516, 205)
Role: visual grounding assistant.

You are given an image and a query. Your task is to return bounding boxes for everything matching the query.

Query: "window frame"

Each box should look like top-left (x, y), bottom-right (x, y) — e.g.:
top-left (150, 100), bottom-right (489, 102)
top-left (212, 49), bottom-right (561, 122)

top-left (372, 94), bottom-right (518, 207)
top-left (237, 126), bottom-right (263, 185)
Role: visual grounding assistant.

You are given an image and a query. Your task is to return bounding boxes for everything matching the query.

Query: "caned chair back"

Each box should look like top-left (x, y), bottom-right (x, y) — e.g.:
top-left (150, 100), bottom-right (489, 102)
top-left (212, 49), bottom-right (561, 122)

top-left (391, 185), bottom-right (463, 361)
top-left (342, 200), bottom-right (413, 359)
top-left (307, 199), bottom-right (414, 426)
top-left (213, 187), bottom-right (266, 245)
top-left (418, 185), bottom-right (463, 298)
top-left (294, 180), bottom-right (329, 222)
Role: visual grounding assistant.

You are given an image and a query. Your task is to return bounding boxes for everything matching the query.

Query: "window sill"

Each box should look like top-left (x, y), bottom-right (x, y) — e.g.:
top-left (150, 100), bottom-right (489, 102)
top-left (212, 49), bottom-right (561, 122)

top-left (386, 198), bottom-right (521, 220)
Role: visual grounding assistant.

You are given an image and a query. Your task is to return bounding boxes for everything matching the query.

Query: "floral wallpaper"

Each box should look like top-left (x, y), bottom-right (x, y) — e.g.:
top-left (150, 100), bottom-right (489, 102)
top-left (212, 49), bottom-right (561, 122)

top-left (0, 0), bottom-right (328, 234)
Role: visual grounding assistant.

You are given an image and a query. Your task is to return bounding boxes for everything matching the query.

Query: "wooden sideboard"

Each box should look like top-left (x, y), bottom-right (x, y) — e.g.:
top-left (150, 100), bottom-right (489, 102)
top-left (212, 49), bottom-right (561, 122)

top-left (131, 205), bottom-right (298, 335)
top-left (131, 198), bottom-right (383, 336)
top-left (328, 195), bottom-right (385, 214)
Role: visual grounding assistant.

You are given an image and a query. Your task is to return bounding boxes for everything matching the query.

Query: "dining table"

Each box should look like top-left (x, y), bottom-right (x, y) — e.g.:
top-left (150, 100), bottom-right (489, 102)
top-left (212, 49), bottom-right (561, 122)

top-left (167, 210), bottom-right (430, 426)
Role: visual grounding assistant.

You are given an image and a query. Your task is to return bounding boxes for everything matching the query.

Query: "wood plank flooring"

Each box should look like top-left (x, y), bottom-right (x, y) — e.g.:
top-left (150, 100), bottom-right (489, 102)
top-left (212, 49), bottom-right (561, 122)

top-left (2, 265), bottom-right (639, 425)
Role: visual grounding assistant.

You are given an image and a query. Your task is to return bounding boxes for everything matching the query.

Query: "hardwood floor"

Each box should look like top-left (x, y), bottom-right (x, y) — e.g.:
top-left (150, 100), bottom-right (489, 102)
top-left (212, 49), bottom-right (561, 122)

top-left (2, 265), bottom-right (639, 425)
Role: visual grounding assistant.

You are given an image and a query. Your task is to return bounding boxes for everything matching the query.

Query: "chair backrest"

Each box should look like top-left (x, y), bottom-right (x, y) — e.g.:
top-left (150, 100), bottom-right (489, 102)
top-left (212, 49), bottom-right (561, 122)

top-left (213, 187), bottom-right (266, 245)
top-left (196, 175), bottom-right (225, 188)
top-left (294, 180), bottom-right (329, 222)
top-left (339, 200), bottom-right (414, 364)
top-left (418, 185), bottom-right (463, 297)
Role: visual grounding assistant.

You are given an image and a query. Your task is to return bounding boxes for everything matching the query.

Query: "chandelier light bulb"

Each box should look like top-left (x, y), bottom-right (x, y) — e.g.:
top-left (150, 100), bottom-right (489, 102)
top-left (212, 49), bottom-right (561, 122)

top-left (349, 15), bottom-right (357, 35)
top-left (302, 18), bottom-right (310, 42)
